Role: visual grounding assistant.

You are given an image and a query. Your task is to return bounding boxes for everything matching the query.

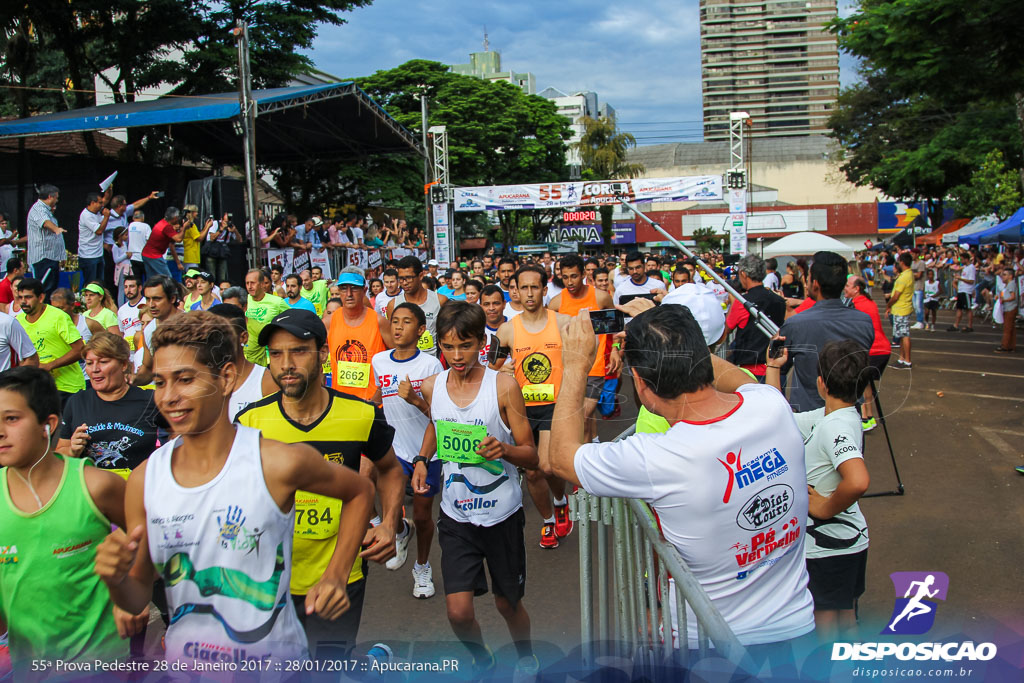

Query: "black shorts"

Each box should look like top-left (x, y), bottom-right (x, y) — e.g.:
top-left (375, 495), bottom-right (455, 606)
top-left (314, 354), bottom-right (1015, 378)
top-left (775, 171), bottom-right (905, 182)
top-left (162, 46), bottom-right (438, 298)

top-left (437, 508), bottom-right (526, 605)
top-left (924, 300), bottom-right (939, 311)
top-left (866, 354), bottom-right (889, 384)
top-left (806, 549), bottom-right (868, 610)
top-left (526, 403), bottom-right (555, 438)
top-left (955, 292), bottom-right (971, 310)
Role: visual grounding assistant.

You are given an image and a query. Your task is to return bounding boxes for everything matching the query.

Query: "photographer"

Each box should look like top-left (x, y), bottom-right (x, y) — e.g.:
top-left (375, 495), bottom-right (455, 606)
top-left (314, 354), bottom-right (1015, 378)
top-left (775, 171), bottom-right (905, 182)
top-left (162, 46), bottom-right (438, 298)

top-left (777, 251), bottom-right (874, 412)
top-left (203, 212), bottom-right (240, 283)
top-left (725, 255), bottom-right (786, 381)
top-left (548, 306), bottom-right (814, 651)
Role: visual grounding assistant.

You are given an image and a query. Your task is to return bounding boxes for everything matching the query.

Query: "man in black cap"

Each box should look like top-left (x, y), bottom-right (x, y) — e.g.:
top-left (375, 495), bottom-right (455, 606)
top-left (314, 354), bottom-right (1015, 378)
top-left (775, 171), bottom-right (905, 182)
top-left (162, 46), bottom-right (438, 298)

top-left (235, 309), bottom-right (407, 660)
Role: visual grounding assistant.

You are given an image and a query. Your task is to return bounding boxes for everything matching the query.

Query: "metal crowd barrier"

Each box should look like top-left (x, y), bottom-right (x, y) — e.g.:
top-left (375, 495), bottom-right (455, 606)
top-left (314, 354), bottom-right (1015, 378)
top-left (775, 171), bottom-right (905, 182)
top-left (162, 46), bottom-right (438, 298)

top-left (570, 424), bottom-right (749, 676)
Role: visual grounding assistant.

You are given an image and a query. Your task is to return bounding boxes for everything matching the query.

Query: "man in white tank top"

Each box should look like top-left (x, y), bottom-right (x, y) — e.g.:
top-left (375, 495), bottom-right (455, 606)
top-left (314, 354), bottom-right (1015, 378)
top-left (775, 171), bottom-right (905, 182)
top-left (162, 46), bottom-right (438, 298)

top-left (412, 301), bottom-right (541, 676)
top-left (94, 312), bottom-right (375, 671)
top-left (208, 302), bottom-right (278, 420)
top-left (387, 255), bottom-right (448, 357)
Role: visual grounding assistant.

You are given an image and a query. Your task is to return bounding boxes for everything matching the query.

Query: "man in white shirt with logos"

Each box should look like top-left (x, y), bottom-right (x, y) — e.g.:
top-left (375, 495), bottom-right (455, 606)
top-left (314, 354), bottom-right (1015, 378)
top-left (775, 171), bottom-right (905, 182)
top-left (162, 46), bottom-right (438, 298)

top-left (78, 191), bottom-right (111, 285)
top-left (549, 305), bottom-right (814, 658)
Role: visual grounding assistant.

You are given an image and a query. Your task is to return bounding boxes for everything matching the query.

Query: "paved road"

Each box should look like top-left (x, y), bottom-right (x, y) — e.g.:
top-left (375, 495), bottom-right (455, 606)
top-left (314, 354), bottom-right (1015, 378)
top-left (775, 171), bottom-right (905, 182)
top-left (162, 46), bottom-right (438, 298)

top-left (358, 295), bottom-right (1024, 669)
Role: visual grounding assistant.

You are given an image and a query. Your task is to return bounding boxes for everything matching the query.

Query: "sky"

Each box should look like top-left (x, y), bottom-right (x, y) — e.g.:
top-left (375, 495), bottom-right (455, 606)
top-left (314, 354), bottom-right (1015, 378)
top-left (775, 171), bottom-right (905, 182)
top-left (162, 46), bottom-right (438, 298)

top-left (303, 0), bottom-right (860, 146)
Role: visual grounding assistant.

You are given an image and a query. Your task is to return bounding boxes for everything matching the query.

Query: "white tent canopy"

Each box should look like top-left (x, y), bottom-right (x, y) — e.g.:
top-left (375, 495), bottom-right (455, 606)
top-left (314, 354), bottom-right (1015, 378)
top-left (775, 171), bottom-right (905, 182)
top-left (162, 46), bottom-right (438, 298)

top-left (762, 232), bottom-right (855, 260)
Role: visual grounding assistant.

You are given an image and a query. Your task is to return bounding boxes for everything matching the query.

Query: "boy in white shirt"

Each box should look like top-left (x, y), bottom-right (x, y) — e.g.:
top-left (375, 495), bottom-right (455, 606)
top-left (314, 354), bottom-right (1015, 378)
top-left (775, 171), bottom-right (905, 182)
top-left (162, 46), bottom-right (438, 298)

top-left (923, 269), bottom-right (940, 331)
top-left (767, 339), bottom-right (870, 639)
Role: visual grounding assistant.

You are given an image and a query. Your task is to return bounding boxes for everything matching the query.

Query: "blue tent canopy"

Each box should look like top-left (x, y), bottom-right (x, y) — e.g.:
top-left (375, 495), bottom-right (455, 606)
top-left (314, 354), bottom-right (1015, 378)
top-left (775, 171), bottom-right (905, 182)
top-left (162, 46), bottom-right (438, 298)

top-left (961, 208), bottom-right (1024, 245)
top-left (0, 83), bottom-right (420, 163)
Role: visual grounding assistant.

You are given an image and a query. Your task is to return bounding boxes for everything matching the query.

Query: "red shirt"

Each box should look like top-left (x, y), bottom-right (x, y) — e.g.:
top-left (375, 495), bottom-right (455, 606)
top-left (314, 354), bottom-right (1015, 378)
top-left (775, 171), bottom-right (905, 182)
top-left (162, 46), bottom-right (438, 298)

top-left (142, 219), bottom-right (177, 259)
top-left (725, 298), bottom-right (766, 375)
top-left (792, 297), bottom-right (815, 315)
top-left (852, 293), bottom-right (891, 356)
top-left (0, 277), bottom-right (13, 305)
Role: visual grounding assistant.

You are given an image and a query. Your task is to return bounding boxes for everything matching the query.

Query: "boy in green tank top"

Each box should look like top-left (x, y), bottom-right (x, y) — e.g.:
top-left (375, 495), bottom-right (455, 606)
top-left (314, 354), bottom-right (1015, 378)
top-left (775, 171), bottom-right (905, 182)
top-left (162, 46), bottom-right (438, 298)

top-left (0, 367), bottom-right (130, 672)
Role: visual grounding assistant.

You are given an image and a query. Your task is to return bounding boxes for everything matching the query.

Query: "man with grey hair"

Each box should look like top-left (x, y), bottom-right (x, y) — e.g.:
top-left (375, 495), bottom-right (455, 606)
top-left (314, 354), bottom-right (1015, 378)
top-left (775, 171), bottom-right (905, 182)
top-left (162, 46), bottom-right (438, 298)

top-left (220, 286), bottom-right (247, 309)
top-left (725, 254), bottom-right (786, 381)
top-left (27, 183), bottom-right (66, 297)
top-left (141, 207), bottom-right (183, 279)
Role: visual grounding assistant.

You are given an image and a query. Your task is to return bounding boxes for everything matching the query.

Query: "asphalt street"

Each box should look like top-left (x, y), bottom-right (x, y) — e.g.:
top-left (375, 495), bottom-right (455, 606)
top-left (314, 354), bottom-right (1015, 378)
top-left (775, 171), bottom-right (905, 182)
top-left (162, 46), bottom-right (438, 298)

top-left (357, 294), bottom-right (1024, 671)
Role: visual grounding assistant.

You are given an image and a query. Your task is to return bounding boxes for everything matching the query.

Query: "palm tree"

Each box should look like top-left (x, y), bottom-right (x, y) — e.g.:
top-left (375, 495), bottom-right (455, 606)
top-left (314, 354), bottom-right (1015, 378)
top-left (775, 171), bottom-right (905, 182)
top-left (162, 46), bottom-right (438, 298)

top-left (573, 116), bottom-right (645, 245)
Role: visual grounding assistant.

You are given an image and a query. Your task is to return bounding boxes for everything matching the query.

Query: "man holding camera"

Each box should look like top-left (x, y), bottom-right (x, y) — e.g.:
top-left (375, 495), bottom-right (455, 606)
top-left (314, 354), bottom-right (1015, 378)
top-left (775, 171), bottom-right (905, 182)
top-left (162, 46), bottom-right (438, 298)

top-left (725, 255), bottom-right (787, 382)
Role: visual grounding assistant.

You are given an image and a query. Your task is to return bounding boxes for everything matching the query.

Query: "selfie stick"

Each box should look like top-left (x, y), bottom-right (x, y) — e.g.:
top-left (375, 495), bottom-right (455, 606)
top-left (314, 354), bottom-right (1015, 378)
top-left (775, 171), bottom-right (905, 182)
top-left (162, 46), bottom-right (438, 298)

top-left (616, 196), bottom-right (779, 341)
top-left (861, 378), bottom-right (905, 497)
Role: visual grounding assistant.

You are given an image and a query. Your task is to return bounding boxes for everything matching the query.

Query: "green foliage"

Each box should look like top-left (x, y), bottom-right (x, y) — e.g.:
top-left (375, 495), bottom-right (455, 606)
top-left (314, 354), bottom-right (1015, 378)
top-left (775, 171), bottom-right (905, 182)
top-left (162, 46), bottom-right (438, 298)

top-left (574, 116), bottom-right (644, 244)
top-left (951, 150), bottom-right (1023, 221)
top-left (692, 227), bottom-right (724, 254)
top-left (827, 0), bottom-right (1024, 218)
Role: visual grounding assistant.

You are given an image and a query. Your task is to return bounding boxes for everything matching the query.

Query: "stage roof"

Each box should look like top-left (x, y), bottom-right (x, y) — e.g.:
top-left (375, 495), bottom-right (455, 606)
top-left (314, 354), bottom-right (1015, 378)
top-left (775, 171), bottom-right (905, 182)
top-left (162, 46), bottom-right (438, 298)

top-left (0, 83), bottom-right (421, 164)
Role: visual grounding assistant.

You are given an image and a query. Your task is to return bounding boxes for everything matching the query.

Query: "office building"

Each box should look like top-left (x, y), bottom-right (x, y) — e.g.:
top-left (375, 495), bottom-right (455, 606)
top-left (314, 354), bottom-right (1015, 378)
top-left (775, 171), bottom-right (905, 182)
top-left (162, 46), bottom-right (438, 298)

top-left (450, 49), bottom-right (536, 95)
top-left (700, 0), bottom-right (840, 140)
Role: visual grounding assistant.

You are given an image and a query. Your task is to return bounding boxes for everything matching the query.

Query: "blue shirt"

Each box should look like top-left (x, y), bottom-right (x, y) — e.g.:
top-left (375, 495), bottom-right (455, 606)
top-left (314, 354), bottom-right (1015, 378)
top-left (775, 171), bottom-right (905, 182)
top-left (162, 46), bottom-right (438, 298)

top-left (437, 286), bottom-right (454, 298)
top-left (778, 298), bottom-right (875, 412)
top-left (286, 297), bottom-right (317, 313)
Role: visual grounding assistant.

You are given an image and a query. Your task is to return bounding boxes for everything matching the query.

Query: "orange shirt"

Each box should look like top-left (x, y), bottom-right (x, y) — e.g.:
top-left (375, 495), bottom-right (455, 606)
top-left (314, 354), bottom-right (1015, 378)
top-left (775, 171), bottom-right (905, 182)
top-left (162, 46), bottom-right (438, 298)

top-left (327, 308), bottom-right (386, 402)
top-left (557, 285), bottom-right (607, 377)
top-left (512, 310), bottom-right (563, 406)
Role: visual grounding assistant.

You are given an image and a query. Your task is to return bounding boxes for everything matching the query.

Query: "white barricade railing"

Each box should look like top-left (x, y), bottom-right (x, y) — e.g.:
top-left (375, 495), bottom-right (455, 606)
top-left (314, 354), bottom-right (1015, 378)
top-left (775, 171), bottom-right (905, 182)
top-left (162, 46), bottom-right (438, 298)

top-left (571, 424), bottom-right (749, 676)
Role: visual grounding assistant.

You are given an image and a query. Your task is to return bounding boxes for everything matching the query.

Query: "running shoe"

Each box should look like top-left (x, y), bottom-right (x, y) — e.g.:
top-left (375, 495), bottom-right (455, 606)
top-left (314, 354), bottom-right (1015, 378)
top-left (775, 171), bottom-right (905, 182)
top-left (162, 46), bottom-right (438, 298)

top-left (473, 646), bottom-right (496, 677)
top-left (946, 325), bottom-right (959, 332)
top-left (412, 563), bottom-right (435, 599)
top-left (894, 359), bottom-right (912, 369)
top-left (861, 417), bottom-right (877, 432)
top-left (539, 523), bottom-right (559, 549)
top-left (1015, 465), bottom-right (1024, 475)
top-left (962, 327), bottom-right (973, 333)
top-left (385, 519), bottom-right (411, 570)
top-left (910, 322), bottom-right (924, 330)
top-left (553, 503), bottom-right (573, 538)
top-left (513, 654), bottom-right (541, 682)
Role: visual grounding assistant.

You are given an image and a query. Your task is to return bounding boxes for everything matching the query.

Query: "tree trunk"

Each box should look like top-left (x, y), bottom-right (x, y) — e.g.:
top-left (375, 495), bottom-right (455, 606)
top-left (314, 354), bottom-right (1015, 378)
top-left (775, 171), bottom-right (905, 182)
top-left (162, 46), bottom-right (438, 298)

top-left (599, 204), bottom-right (613, 247)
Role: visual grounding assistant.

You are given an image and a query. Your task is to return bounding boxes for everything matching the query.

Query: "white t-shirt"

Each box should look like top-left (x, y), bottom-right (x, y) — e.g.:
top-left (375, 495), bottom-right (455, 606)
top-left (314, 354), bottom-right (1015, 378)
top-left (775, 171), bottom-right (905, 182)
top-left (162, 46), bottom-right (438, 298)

top-left (479, 321), bottom-right (504, 366)
top-left (923, 279), bottom-right (939, 303)
top-left (0, 227), bottom-right (14, 270)
top-left (546, 281), bottom-right (563, 302)
top-left (78, 208), bottom-right (105, 259)
top-left (613, 277), bottom-right (667, 306)
top-left (127, 222), bottom-right (152, 262)
top-left (792, 406), bottom-right (869, 559)
top-left (613, 271), bottom-right (632, 289)
top-left (763, 271), bottom-right (781, 292)
top-left (372, 350), bottom-right (443, 462)
top-left (574, 383), bottom-right (814, 647)
top-left (503, 303), bottom-right (523, 320)
top-left (373, 292), bottom-right (394, 320)
top-left (958, 264), bottom-right (977, 295)
top-left (117, 298), bottom-right (146, 340)
top-left (0, 311), bottom-right (37, 371)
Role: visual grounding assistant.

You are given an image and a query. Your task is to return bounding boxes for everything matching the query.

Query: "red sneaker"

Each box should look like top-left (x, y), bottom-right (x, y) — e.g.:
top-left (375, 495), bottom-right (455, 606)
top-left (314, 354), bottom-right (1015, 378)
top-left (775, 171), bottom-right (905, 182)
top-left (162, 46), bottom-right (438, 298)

top-left (539, 523), bottom-right (559, 549)
top-left (554, 503), bottom-right (573, 538)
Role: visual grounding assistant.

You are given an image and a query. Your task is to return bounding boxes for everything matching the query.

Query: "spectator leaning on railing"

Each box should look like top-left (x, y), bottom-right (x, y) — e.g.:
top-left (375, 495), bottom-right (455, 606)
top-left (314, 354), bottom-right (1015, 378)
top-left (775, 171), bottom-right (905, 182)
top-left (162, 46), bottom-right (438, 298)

top-left (548, 306), bottom-right (815, 651)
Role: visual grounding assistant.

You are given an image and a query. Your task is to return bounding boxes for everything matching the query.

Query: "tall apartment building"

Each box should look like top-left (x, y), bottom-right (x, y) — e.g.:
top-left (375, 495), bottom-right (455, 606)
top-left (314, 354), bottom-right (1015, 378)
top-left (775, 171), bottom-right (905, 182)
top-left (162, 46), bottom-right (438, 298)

top-left (450, 50), bottom-right (536, 95)
top-left (700, 0), bottom-right (839, 140)
top-left (537, 88), bottom-right (613, 178)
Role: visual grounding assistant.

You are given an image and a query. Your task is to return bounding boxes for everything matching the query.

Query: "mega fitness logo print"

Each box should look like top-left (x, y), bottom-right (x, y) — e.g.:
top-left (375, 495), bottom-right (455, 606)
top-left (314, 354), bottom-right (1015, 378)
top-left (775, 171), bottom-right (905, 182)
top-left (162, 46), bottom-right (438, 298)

top-left (719, 447), bottom-right (789, 504)
top-left (883, 571), bottom-right (949, 635)
top-left (522, 352), bottom-right (552, 384)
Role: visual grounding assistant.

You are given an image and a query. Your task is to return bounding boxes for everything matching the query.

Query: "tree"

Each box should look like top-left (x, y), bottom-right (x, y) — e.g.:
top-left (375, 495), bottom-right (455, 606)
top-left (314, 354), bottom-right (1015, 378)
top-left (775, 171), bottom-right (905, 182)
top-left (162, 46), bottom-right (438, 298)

top-left (573, 116), bottom-right (645, 244)
top-left (951, 150), bottom-right (1023, 221)
top-left (692, 227), bottom-right (725, 254)
top-left (829, 0), bottom-right (1024, 192)
top-left (324, 60), bottom-right (572, 248)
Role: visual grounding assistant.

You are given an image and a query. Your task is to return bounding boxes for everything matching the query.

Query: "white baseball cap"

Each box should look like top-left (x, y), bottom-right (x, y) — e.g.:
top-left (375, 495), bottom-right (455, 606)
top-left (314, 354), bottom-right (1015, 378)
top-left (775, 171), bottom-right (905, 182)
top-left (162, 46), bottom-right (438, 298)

top-left (427, 259), bottom-right (439, 266)
top-left (661, 282), bottom-right (726, 346)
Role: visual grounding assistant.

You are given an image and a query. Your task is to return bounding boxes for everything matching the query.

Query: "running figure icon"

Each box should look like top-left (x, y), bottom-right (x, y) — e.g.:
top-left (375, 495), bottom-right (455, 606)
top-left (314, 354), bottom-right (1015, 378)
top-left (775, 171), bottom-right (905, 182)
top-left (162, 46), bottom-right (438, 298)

top-left (888, 574), bottom-right (939, 631)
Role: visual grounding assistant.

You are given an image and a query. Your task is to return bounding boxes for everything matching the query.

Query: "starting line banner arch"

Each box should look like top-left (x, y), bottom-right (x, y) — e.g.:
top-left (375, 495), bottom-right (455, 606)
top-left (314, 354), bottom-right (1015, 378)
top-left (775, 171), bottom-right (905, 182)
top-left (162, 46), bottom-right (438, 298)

top-left (452, 176), bottom-right (723, 212)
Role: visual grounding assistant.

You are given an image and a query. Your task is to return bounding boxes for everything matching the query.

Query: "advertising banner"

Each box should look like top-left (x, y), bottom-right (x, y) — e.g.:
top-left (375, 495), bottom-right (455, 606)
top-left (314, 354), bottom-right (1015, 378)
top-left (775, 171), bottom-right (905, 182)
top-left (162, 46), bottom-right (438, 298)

top-left (267, 248), bottom-right (293, 275)
top-left (729, 188), bottom-right (748, 256)
top-left (346, 248), bottom-right (368, 270)
top-left (309, 248), bottom-right (332, 280)
top-left (433, 203), bottom-right (452, 267)
top-left (454, 176), bottom-right (722, 212)
top-left (544, 223), bottom-right (637, 245)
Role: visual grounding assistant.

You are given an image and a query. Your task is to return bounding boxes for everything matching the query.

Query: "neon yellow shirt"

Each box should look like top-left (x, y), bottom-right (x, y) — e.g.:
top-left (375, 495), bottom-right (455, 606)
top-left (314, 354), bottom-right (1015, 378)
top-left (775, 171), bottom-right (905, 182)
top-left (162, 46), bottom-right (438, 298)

top-left (891, 269), bottom-right (914, 316)
top-left (17, 306), bottom-right (85, 394)
top-left (299, 280), bottom-right (329, 317)
top-left (85, 307), bottom-right (117, 331)
top-left (636, 368), bottom-right (757, 434)
top-left (244, 294), bottom-right (289, 365)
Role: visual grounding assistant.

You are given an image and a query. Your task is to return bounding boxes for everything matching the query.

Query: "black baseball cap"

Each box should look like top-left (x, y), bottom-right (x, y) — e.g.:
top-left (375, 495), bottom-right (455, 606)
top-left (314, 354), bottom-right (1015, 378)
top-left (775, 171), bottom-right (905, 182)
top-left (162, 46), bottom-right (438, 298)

top-left (195, 270), bottom-right (217, 283)
top-left (257, 309), bottom-right (327, 347)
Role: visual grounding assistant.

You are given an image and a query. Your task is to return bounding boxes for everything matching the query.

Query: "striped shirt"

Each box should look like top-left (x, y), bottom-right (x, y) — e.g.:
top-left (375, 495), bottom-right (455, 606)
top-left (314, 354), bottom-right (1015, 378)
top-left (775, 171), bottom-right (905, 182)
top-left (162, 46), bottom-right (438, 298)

top-left (27, 200), bottom-right (66, 263)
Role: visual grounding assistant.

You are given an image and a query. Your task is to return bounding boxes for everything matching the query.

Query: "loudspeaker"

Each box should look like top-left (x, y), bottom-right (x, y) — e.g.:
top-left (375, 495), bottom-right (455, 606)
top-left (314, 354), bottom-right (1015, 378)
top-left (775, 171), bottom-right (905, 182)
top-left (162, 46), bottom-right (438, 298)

top-left (184, 177), bottom-right (245, 224)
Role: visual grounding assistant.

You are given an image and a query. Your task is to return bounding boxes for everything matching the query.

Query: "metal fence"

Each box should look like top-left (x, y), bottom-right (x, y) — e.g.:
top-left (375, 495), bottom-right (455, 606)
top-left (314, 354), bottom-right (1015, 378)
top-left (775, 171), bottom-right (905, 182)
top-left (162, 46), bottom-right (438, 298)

top-left (571, 424), bottom-right (749, 677)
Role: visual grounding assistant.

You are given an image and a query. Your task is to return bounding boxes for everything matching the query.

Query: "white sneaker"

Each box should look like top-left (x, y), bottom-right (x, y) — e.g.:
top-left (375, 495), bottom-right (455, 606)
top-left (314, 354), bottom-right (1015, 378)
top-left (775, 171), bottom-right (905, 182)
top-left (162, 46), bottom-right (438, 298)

top-left (910, 322), bottom-right (924, 330)
top-left (385, 519), bottom-right (410, 571)
top-left (412, 563), bottom-right (435, 599)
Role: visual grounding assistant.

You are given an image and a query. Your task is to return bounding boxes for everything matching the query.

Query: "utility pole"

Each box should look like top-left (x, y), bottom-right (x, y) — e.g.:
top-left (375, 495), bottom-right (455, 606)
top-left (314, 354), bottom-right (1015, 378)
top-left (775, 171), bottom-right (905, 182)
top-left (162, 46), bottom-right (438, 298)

top-left (726, 111), bottom-right (750, 256)
top-left (428, 125), bottom-right (452, 266)
top-left (233, 21), bottom-right (261, 268)
top-left (420, 93), bottom-right (432, 254)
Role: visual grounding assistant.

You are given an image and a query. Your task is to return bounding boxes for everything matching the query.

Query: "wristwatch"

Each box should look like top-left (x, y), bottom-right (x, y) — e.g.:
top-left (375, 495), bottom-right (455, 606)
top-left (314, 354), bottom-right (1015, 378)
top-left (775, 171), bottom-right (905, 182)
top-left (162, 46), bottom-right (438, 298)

top-left (412, 455), bottom-right (429, 467)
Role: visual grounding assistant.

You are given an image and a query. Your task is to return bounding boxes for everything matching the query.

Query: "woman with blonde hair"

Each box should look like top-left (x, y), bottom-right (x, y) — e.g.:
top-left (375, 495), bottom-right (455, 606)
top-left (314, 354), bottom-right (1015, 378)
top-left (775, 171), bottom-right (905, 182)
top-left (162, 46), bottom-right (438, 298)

top-left (82, 281), bottom-right (120, 335)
